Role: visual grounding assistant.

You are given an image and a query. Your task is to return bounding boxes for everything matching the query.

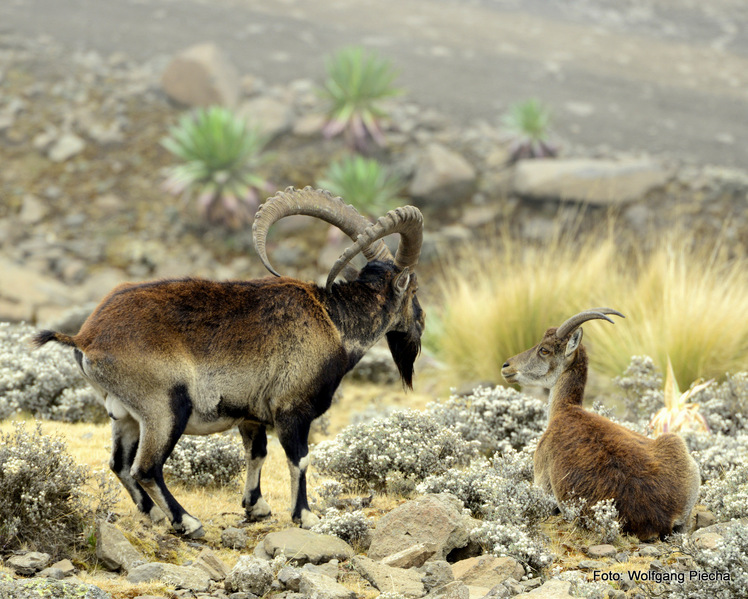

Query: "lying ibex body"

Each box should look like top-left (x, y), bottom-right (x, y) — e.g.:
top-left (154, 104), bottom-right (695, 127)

top-left (502, 309), bottom-right (700, 540)
top-left (35, 187), bottom-right (424, 537)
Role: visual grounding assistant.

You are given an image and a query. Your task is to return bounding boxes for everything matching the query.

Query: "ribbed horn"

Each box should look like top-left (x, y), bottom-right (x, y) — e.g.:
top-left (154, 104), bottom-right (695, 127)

top-left (326, 206), bottom-right (423, 291)
top-left (252, 186), bottom-right (392, 277)
top-left (555, 308), bottom-right (625, 339)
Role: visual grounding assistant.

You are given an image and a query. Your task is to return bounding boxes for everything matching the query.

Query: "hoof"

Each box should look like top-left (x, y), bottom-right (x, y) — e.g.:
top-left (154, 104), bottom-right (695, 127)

top-left (176, 514), bottom-right (204, 538)
top-left (299, 509), bottom-right (320, 530)
top-left (148, 506), bottom-right (167, 524)
top-left (246, 498), bottom-right (272, 522)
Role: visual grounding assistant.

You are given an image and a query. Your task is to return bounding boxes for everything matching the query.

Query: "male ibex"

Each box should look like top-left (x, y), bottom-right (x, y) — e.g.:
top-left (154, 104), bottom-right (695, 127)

top-left (502, 309), bottom-right (700, 540)
top-left (34, 187), bottom-right (424, 537)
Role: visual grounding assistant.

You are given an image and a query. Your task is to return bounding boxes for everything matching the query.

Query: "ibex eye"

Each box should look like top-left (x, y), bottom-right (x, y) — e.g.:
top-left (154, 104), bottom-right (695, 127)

top-left (538, 347), bottom-right (550, 356)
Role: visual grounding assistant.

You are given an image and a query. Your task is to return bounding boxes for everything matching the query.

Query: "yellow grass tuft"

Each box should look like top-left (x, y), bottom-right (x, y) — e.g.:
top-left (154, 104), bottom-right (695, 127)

top-left (431, 225), bottom-right (748, 389)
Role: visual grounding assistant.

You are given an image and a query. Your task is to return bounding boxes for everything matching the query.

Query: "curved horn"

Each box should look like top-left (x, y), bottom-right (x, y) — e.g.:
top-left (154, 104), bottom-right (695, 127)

top-left (252, 186), bottom-right (392, 276)
top-left (326, 206), bottom-right (423, 291)
top-left (555, 308), bottom-right (625, 339)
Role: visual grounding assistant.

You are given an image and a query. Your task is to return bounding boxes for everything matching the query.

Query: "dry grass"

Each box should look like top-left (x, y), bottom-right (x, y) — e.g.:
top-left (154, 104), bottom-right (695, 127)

top-left (430, 224), bottom-right (748, 389)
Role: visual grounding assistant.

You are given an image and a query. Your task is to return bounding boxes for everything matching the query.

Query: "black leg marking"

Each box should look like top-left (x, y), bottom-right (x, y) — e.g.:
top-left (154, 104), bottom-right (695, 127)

top-left (276, 412), bottom-right (317, 527)
top-left (239, 422), bottom-right (271, 521)
top-left (110, 417), bottom-right (155, 516)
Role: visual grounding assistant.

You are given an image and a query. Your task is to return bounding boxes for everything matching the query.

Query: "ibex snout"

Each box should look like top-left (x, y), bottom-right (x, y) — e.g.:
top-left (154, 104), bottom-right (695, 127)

top-left (501, 359), bottom-right (518, 384)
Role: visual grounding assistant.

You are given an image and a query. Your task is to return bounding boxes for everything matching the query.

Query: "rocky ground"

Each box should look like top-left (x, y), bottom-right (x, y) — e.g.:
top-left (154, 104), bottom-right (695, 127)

top-left (1, 14), bottom-right (748, 599)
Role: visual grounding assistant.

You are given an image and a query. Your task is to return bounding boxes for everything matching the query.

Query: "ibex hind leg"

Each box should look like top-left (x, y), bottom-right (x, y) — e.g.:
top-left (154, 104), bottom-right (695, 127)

top-left (130, 385), bottom-right (204, 538)
top-left (109, 413), bottom-right (165, 524)
top-left (238, 421), bottom-right (272, 522)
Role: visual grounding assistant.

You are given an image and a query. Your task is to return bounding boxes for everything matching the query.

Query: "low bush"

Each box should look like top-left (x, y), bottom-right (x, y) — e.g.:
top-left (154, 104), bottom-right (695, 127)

top-left (311, 508), bottom-right (371, 545)
top-left (312, 409), bottom-right (479, 490)
top-left (0, 423), bottom-right (115, 558)
top-left (164, 434), bottom-right (245, 488)
top-left (0, 322), bottom-right (106, 423)
top-left (426, 385), bottom-right (545, 454)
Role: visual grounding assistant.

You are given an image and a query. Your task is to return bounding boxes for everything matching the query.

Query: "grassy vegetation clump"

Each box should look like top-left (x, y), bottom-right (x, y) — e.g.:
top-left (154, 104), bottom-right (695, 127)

top-left (431, 229), bottom-right (748, 389)
top-left (0, 423), bottom-right (103, 558)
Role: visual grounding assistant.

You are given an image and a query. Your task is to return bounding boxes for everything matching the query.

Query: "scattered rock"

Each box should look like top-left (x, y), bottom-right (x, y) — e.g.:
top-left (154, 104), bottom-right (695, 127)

top-left (382, 543), bottom-right (437, 569)
top-left (425, 580), bottom-right (469, 599)
top-left (48, 133), bottom-right (86, 162)
top-left (126, 562), bottom-right (211, 592)
top-left (238, 95), bottom-right (293, 140)
top-left (418, 560), bottom-right (455, 593)
top-left (577, 560), bottom-right (606, 571)
top-left (409, 143), bottom-right (477, 206)
top-left (352, 555), bottom-right (425, 598)
top-left (298, 570), bottom-right (357, 599)
top-left (0, 576), bottom-right (112, 598)
top-left (512, 158), bottom-right (671, 205)
top-left (221, 526), bottom-right (248, 550)
top-left (694, 509), bottom-right (716, 530)
top-left (638, 545), bottom-right (661, 558)
top-left (521, 579), bottom-right (574, 598)
top-left (18, 194), bottom-right (49, 225)
top-left (194, 548), bottom-right (229, 581)
top-left (161, 43), bottom-right (240, 108)
top-left (95, 520), bottom-right (147, 573)
top-left (691, 531), bottom-right (723, 551)
top-left (368, 493), bottom-right (476, 561)
top-left (259, 528), bottom-right (355, 565)
top-left (451, 555), bottom-right (524, 588)
top-left (6, 552), bottom-right (51, 576)
top-left (587, 544), bottom-right (617, 558)
top-left (224, 555), bottom-right (274, 595)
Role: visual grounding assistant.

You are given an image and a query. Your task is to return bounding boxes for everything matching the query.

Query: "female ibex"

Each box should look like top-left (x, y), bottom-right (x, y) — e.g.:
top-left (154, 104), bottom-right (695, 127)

top-left (502, 309), bottom-right (700, 540)
top-left (35, 187), bottom-right (424, 537)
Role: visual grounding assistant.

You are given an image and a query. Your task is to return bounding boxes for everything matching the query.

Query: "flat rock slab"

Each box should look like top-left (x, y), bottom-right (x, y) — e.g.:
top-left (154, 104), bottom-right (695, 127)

top-left (587, 544), bottom-right (617, 558)
top-left (299, 570), bottom-right (358, 599)
top-left (260, 528), bottom-right (355, 565)
top-left (6, 552), bottom-right (51, 576)
top-left (512, 158), bottom-right (671, 205)
top-left (451, 555), bottom-right (524, 588)
top-left (96, 520), bottom-right (146, 573)
top-left (522, 579), bottom-right (574, 598)
top-left (0, 576), bottom-right (112, 599)
top-left (352, 555), bottom-right (426, 598)
top-left (126, 562), bottom-right (211, 592)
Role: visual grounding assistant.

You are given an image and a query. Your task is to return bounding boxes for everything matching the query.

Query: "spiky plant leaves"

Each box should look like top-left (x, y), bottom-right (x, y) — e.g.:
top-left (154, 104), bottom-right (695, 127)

top-left (649, 356), bottom-right (712, 435)
top-left (162, 106), bottom-right (271, 229)
top-left (320, 46), bottom-right (402, 152)
top-left (317, 155), bottom-right (404, 217)
top-left (501, 98), bottom-right (558, 162)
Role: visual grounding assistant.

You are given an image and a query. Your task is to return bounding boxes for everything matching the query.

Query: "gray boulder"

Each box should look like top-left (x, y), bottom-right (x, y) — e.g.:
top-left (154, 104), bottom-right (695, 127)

top-left (6, 552), bottom-right (51, 576)
top-left (368, 493), bottom-right (476, 561)
top-left (352, 555), bottom-right (425, 598)
top-left (451, 555), bottom-right (524, 588)
top-left (512, 158), bottom-right (671, 204)
top-left (224, 555), bottom-right (274, 595)
top-left (160, 43), bottom-right (240, 108)
top-left (0, 575), bottom-right (111, 599)
top-left (409, 143), bottom-right (477, 206)
top-left (258, 528), bottom-right (355, 565)
top-left (95, 520), bottom-right (146, 573)
top-left (126, 562), bottom-right (211, 592)
top-left (298, 570), bottom-right (358, 599)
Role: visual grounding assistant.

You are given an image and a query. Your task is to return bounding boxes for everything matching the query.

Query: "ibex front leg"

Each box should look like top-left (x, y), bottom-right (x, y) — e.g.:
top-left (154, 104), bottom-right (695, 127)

top-left (276, 411), bottom-right (319, 528)
top-left (239, 421), bottom-right (272, 521)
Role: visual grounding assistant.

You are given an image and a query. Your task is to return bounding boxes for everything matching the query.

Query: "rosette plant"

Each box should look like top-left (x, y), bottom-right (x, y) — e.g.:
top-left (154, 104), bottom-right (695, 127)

top-left (501, 98), bottom-right (558, 162)
top-left (320, 46), bottom-right (402, 152)
top-left (162, 106), bottom-right (271, 229)
top-left (317, 155), bottom-right (404, 218)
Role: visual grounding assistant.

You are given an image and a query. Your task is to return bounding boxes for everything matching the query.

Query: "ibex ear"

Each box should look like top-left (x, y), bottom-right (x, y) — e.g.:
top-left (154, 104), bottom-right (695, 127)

top-left (565, 328), bottom-right (583, 357)
top-left (393, 267), bottom-right (411, 297)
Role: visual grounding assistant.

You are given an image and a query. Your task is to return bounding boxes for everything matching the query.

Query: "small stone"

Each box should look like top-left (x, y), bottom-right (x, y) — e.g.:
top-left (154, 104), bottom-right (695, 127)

top-left (18, 194), bottom-right (49, 224)
top-left (195, 548), bottom-right (229, 581)
top-left (577, 560), bottom-right (606, 571)
top-left (126, 563), bottom-right (211, 592)
top-left (161, 43), bottom-right (240, 108)
top-left (96, 520), bottom-right (147, 573)
top-left (428, 580), bottom-right (470, 599)
top-left (638, 545), bottom-right (661, 558)
top-left (48, 133), bottom-right (86, 162)
top-left (298, 570), bottom-right (357, 599)
top-left (382, 543), bottom-right (437, 569)
top-left (37, 567), bottom-right (66, 580)
top-left (419, 560), bottom-right (454, 593)
top-left (6, 552), bottom-right (51, 576)
top-left (694, 509), bottom-right (716, 530)
top-left (588, 544), bottom-right (617, 558)
top-left (224, 556), bottom-right (274, 595)
top-left (260, 528), bottom-right (354, 565)
top-left (221, 526), bottom-right (248, 549)
top-left (692, 531), bottom-right (722, 551)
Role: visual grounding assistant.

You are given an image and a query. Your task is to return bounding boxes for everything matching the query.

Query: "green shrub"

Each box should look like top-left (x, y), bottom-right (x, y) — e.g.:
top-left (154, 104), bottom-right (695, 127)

top-left (319, 46), bottom-right (401, 151)
top-left (500, 98), bottom-right (558, 161)
top-left (317, 155), bottom-right (403, 217)
top-left (162, 106), bottom-right (270, 229)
